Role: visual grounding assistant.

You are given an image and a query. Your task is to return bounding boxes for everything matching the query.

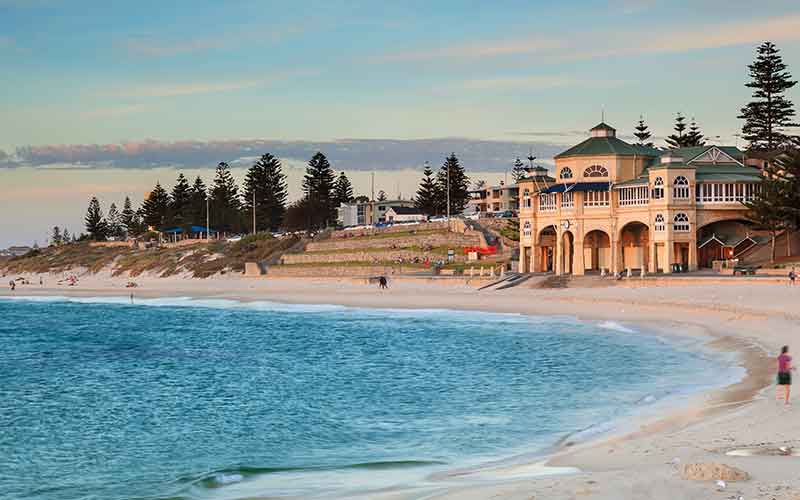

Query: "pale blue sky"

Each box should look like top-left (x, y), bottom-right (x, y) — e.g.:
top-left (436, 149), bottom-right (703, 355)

top-left (2, 0), bottom-right (799, 150)
top-left (1, 0), bottom-right (799, 246)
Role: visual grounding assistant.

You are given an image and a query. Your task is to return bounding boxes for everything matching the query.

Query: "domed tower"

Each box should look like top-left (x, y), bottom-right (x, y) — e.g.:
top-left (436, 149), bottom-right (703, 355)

top-left (590, 122), bottom-right (616, 138)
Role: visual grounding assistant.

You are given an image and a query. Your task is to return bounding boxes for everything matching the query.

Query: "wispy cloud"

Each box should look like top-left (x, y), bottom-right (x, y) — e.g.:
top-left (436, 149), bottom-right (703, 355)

top-left (508, 130), bottom-right (588, 138)
top-left (457, 75), bottom-right (629, 91)
top-left (374, 36), bottom-right (562, 62)
top-left (125, 37), bottom-right (225, 57)
top-left (79, 104), bottom-right (147, 120)
top-left (124, 26), bottom-right (303, 57)
top-left (576, 13), bottom-right (800, 59)
top-left (372, 13), bottom-right (800, 65)
top-left (109, 79), bottom-right (261, 98)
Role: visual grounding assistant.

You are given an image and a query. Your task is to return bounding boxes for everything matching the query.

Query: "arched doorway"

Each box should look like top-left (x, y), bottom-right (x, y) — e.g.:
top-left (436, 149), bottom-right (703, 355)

top-left (583, 230), bottom-right (611, 272)
top-left (537, 225), bottom-right (556, 273)
top-left (562, 231), bottom-right (575, 275)
top-left (697, 219), bottom-right (755, 268)
top-left (619, 222), bottom-right (649, 271)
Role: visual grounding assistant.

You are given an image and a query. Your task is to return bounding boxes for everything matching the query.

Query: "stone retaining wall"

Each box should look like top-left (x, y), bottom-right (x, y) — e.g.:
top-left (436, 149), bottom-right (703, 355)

top-left (305, 232), bottom-right (480, 252)
top-left (267, 265), bottom-right (403, 277)
top-left (282, 249), bottom-right (466, 265)
top-left (331, 222), bottom-right (448, 239)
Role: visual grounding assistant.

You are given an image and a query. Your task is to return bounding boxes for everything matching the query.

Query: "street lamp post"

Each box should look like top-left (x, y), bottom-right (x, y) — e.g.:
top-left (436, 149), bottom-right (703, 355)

top-left (206, 196), bottom-right (210, 241)
top-left (446, 161), bottom-right (451, 224)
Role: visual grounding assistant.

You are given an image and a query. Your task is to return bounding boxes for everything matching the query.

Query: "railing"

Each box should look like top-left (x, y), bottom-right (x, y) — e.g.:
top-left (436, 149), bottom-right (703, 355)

top-left (584, 190), bottom-right (609, 208)
top-left (618, 185), bottom-right (649, 206)
top-left (561, 191), bottom-right (574, 209)
top-left (539, 193), bottom-right (557, 212)
top-left (695, 183), bottom-right (759, 204)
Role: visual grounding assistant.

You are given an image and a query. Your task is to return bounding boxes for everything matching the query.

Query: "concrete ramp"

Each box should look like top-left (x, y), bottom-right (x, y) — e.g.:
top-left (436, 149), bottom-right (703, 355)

top-left (478, 272), bottom-right (536, 291)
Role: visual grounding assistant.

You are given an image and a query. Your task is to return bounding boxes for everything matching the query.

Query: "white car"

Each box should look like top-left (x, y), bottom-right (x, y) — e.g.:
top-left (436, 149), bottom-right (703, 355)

top-left (226, 235), bottom-right (243, 243)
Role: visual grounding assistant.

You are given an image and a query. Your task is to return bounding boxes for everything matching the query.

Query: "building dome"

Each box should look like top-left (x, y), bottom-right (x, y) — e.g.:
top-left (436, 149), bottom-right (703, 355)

top-left (590, 122), bottom-right (616, 138)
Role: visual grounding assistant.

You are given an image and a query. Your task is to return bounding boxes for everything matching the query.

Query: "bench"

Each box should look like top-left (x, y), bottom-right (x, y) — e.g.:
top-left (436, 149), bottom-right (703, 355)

top-left (733, 266), bottom-right (759, 276)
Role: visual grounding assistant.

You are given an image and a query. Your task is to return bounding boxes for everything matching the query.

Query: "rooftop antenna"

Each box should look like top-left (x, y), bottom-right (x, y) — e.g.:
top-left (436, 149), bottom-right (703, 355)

top-left (526, 147), bottom-right (536, 169)
top-left (601, 106), bottom-right (605, 123)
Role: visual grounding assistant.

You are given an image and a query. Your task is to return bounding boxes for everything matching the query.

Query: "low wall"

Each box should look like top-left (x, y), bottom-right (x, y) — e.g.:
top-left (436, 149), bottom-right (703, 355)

top-left (267, 265), bottom-right (404, 278)
top-left (305, 232), bottom-right (481, 252)
top-left (282, 249), bottom-right (467, 265)
top-left (89, 241), bottom-right (135, 248)
top-left (331, 222), bottom-right (448, 239)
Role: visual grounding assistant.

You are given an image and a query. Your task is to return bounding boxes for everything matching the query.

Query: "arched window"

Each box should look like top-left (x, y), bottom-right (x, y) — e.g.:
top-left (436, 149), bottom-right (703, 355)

top-left (523, 221), bottom-right (532, 237)
top-left (673, 213), bottom-right (690, 232)
top-left (652, 176), bottom-right (664, 199)
top-left (584, 165), bottom-right (608, 177)
top-left (559, 167), bottom-right (573, 180)
top-left (523, 188), bottom-right (532, 208)
top-left (654, 214), bottom-right (665, 231)
top-left (673, 176), bottom-right (690, 199)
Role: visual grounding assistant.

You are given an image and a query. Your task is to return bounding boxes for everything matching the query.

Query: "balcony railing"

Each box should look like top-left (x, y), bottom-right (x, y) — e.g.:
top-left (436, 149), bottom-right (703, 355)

top-left (618, 185), bottom-right (649, 206)
top-left (696, 183), bottom-right (759, 204)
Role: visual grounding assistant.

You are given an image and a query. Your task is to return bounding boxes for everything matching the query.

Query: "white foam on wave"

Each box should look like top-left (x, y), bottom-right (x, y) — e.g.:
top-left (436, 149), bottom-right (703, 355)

top-left (0, 294), bottom-right (537, 324)
top-left (213, 473), bottom-right (244, 486)
top-left (597, 320), bottom-right (637, 334)
top-left (0, 294), bottom-right (348, 314)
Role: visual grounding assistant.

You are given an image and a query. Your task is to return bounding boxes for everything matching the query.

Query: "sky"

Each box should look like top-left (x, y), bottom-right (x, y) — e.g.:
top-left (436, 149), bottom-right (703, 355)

top-left (1, 0), bottom-right (800, 247)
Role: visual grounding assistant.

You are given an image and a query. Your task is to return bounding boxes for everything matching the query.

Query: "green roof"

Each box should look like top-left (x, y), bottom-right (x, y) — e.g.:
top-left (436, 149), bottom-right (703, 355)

top-left (660, 145), bottom-right (746, 165)
top-left (614, 177), bottom-right (649, 187)
top-left (695, 163), bottom-right (762, 182)
top-left (555, 136), bottom-right (661, 159)
top-left (646, 161), bottom-right (693, 170)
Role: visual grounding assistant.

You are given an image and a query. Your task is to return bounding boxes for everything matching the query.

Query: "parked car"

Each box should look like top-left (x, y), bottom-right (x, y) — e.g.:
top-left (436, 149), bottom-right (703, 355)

top-left (226, 235), bottom-right (243, 242)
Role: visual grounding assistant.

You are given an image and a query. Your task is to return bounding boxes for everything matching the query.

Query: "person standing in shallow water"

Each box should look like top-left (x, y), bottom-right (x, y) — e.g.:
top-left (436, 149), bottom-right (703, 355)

top-left (777, 346), bottom-right (793, 404)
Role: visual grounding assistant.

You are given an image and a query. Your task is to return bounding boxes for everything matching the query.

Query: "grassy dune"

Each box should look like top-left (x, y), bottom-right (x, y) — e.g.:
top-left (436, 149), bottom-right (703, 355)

top-left (1, 233), bottom-right (301, 279)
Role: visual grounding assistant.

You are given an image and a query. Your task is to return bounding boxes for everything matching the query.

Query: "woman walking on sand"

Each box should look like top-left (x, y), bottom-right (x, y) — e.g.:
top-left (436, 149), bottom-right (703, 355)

top-left (778, 346), bottom-right (793, 404)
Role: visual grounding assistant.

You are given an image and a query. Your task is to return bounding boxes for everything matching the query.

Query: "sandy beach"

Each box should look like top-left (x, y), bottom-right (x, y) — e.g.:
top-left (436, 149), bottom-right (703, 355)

top-left (2, 272), bottom-right (799, 500)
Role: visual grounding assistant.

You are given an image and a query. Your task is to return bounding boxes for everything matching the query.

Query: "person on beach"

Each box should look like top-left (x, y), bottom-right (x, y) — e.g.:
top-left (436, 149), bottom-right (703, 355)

top-left (789, 267), bottom-right (796, 286)
top-left (378, 276), bottom-right (388, 290)
top-left (9, 280), bottom-right (15, 291)
top-left (778, 346), bottom-right (793, 404)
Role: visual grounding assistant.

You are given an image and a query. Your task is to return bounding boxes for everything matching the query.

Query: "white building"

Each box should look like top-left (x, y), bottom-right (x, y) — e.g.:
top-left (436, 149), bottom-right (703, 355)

top-left (385, 206), bottom-right (427, 223)
top-left (338, 199), bottom-right (417, 227)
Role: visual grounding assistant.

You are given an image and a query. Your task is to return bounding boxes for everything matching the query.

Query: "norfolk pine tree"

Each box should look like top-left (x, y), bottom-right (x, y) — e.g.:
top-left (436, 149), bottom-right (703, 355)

top-left (511, 158), bottom-right (527, 183)
top-left (414, 164), bottom-right (441, 216)
top-left (210, 162), bottom-right (243, 233)
top-left (666, 113), bottom-right (688, 148)
top-left (634, 115), bottom-right (654, 147)
top-left (141, 182), bottom-right (170, 230)
top-left (334, 172), bottom-right (354, 206)
top-left (738, 42), bottom-right (798, 151)
top-left (243, 153), bottom-right (288, 232)
top-left (302, 152), bottom-right (337, 229)
top-left (84, 197), bottom-right (108, 241)
top-left (436, 153), bottom-right (470, 216)
top-left (170, 173), bottom-right (192, 228)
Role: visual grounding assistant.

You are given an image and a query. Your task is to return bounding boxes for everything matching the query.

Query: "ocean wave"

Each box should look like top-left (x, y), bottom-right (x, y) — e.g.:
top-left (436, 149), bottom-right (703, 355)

top-left (597, 320), bottom-right (637, 333)
top-left (184, 460), bottom-right (446, 489)
top-left (0, 294), bottom-right (537, 324)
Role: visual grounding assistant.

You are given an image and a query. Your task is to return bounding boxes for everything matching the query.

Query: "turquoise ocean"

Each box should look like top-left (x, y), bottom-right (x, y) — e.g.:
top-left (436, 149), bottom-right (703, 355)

top-left (0, 296), bottom-right (739, 500)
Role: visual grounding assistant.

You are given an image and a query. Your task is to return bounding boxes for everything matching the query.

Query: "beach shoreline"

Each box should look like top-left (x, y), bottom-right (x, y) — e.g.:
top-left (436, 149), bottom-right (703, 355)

top-left (2, 273), bottom-right (797, 500)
